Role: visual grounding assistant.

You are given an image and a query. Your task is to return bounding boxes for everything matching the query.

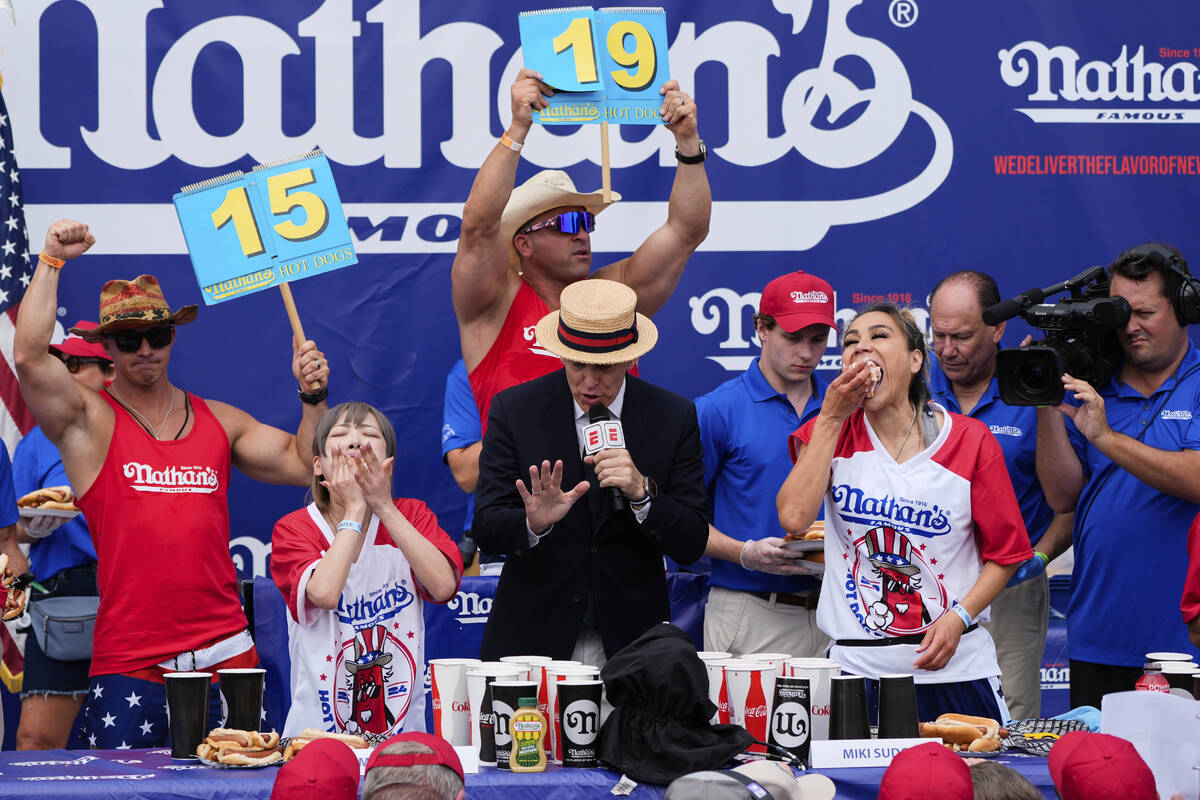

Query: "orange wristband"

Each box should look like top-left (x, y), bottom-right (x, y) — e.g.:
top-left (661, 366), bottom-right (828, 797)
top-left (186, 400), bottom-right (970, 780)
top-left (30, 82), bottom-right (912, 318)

top-left (500, 133), bottom-right (524, 153)
top-left (38, 253), bottom-right (64, 270)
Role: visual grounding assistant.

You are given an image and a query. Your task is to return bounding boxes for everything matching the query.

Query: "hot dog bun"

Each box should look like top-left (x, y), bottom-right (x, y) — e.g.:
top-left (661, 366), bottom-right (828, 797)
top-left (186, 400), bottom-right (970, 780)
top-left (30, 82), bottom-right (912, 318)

top-left (920, 713), bottom-right (1002, 751)
top-left (803, 551), bottom-right (826, 565)
top-left (283, 729), bottom-right (368, 761)
top-left (199, 729), bottom-right (282, 765)
top-left (17, 486), bottom-right (76, 510)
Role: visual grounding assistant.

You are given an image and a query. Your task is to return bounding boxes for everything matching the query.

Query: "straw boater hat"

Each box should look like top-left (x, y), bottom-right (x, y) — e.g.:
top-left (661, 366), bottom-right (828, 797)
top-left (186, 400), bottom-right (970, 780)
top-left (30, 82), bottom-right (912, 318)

top-left (535, 279), bottom-right (657, 365)
top-left (70, 275), bottom-right (198, 342)
top-left (501, 170), bottom-right (620, 270)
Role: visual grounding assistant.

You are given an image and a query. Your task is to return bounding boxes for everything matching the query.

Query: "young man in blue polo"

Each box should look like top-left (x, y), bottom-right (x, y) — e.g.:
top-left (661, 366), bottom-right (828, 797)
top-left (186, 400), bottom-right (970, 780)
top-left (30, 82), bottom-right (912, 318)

top-left (696, 271), bottom-right (835, 657)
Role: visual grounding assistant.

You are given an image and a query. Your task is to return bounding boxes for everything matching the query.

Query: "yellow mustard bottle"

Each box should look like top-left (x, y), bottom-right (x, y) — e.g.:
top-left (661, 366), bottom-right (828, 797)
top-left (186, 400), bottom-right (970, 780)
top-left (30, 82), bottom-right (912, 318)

top-left (509, 696), bottom-right (547, 772)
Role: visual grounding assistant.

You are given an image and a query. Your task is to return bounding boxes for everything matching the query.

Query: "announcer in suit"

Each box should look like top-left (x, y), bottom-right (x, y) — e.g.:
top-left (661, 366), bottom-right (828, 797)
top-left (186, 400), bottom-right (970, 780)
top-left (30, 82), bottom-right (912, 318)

top-left (473, 279), bottom-right (708, 666)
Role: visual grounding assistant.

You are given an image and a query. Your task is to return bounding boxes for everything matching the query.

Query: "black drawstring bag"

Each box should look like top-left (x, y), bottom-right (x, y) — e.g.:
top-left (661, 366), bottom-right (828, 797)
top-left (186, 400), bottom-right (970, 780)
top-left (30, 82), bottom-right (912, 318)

top-left (598, 623), bottom-right (754, 784)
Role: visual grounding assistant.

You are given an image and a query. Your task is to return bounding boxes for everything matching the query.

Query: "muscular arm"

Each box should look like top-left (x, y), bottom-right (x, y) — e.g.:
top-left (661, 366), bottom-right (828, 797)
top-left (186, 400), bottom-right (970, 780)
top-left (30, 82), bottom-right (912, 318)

top-left (1086, 432), bottom-right (1200, 503)
top-left (1036, 405), bottom-right (1084, 512)
top-left (777, 415), bottom-right (840, 534)
top-left (593, 81), bottom-right (709, 316)
top-left (446, 442), bottom-right (481, 493)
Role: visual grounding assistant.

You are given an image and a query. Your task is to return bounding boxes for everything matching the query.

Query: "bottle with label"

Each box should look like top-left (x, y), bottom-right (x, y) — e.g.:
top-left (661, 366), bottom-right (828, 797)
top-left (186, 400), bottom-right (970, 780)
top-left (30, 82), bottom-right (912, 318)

top-left (509, 696), bottom-right (548, 772)
top-left (1135, 662), bottom-right (1170, 692)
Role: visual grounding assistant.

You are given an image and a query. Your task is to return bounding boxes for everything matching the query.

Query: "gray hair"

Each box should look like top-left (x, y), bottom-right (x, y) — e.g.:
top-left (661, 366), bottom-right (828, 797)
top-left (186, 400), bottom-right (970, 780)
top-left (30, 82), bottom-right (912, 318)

top-left (362, 740), bottom-right (463, 800)
top-left (970, 760), bottom-right (1041, 800)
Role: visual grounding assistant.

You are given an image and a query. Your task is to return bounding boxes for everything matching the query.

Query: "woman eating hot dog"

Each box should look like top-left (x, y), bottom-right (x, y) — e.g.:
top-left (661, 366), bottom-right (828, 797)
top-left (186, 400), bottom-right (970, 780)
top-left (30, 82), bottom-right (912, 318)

top-left (271, 402), bottom-right (462, 740)
top-left (777, 304), bottom-right (1031, 722)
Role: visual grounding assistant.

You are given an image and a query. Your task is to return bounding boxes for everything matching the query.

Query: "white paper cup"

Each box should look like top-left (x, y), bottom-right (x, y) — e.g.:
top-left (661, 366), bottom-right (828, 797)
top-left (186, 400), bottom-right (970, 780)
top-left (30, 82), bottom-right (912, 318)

top-left (547, 664), bottom-right (601, 762)
top-left (742, 651), bottom-right (793, 677)
top-left (696, 650), bottom-right (733, 662)
top-left (1160, 661), bottom-right (1200, 699)
top-left (1146, 651), bottom-right (1195, 663)
top-left (429, 658), bottom-right (480, 745)
top-left (783, 657), bottom-right (841, 741)
top-left (466, 664), bottom-right (526, 764)
top-left (500, 656), bottom-right (557, 728)
top-left (725, 660), bottom-right (775, 753)
top-left (705, 658), bottom-right (739, 725)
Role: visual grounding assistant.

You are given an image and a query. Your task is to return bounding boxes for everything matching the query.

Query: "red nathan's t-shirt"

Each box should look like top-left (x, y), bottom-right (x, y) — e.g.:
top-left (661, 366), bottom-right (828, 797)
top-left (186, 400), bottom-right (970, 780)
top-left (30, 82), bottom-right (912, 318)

top-left (78, 392), bottom-right (248, 676)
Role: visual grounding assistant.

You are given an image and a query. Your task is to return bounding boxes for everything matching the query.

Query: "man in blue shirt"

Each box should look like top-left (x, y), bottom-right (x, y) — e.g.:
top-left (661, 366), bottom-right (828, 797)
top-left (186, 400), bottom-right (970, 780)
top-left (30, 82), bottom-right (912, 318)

top-left (442, 359), bottom-right (480, 570)
top-left (697, 271), bottom-right (834, 656)
top-left (1037, 243), bottom-right (1200, 709)
top-left (929, 272), bottom-right (1073, 720)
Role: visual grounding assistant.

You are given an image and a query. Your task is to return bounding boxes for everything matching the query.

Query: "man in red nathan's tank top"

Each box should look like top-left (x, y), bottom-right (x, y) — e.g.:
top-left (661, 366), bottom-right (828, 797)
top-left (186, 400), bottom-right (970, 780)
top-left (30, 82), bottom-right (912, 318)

top-left (14, 220), bottom-right (331, 749)
top-left (453, 70), bottom-right (713, 434)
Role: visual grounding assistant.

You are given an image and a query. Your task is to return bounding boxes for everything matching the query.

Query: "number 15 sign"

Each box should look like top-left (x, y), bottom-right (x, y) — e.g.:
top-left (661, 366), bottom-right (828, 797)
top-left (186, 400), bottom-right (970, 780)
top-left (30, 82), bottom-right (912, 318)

top-left (172, 150), bottom-right (357, 306)
top-left (519, 6), bottom-right (670, 125)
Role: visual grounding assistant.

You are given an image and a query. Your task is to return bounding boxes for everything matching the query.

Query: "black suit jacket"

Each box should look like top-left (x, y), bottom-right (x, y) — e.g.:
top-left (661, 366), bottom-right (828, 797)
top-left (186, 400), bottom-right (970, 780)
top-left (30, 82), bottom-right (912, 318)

top-left (473, 370), bottom-right (708, 660)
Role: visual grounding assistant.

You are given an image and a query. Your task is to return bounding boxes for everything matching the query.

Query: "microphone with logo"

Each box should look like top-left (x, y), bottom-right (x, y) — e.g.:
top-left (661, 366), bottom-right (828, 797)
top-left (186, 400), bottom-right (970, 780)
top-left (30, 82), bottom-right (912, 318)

top-left (583, 402), bottom-right (628, 513)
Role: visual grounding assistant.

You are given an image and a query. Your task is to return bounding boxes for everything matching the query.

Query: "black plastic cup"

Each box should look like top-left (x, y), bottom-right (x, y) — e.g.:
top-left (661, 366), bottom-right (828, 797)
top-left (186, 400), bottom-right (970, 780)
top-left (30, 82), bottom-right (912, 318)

top-left (164, 672), bottom-right (212, 759)
top-left (877, 674), bottom-right (920, 738)
top-left (490, 681), bottom-right (537, 770)
top-left (829, 675), bottom-right (871, 740)
top-left (767, 676), bottom-right (811, 764)
top-left (217, 668), bottom-right (265, 732)
top-left (557, 680), bottom-right (603, 768)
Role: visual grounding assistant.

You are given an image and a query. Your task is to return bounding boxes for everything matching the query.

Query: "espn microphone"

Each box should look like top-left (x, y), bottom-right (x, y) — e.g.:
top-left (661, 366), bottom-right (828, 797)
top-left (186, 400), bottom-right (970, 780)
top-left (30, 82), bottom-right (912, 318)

top-left (585, 402), bottom-right (628, 513)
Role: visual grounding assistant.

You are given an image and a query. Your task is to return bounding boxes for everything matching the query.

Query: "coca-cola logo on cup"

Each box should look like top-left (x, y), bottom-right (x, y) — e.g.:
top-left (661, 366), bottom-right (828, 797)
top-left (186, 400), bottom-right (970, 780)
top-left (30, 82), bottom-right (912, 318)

top-left (452, 700), bottom-right (470, 712)
top-left (562, 700), bottom-right (600, 745)
top-left (770, 701), bottom-right (811, 749)
top-left (745, 704), bottom-right (769, 719)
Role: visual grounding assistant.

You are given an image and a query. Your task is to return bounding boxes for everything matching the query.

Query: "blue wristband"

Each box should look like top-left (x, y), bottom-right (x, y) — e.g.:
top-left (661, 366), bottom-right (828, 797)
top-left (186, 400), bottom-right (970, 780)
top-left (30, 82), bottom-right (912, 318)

top-left (336, 519), bottom-right (363, 534)
top-left (951, 603), bottom-right (973, 630)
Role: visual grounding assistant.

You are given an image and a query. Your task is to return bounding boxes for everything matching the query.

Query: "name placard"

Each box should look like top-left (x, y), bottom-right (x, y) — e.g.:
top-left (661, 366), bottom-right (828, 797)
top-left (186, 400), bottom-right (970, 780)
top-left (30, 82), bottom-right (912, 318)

top-left (809, 737), bottom-right (939, 769)
top-left (518, 6), bottom-right (670, 125)
top-left (173, 150), bottom-right (357, 305)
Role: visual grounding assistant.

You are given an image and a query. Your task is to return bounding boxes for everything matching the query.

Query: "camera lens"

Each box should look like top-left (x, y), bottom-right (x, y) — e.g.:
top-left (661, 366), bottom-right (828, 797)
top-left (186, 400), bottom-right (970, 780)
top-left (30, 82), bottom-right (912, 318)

top-left (996, 346), bottom-right (1065, 406)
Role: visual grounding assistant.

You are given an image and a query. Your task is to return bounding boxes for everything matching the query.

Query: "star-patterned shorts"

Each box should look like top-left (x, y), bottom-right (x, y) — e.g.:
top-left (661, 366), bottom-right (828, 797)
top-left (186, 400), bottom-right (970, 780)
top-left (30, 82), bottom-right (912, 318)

top-left (79, 673), bottom-right (223, 750)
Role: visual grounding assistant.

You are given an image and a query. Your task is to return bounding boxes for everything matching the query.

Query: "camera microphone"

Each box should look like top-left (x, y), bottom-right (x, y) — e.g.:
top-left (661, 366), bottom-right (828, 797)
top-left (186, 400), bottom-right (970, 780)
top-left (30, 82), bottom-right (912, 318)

top-left (983, 288), bottom-right (1046, 326)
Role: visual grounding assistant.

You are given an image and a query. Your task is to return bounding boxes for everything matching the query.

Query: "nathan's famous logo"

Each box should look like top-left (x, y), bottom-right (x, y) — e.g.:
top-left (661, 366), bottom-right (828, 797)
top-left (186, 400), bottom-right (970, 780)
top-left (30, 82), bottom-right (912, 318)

top-left (846, 525), bottom-right (949, 637)
top-left (122, 461), bottom-right (219, 494)
top-left (999, 42), bottom-right (1200, 123)
top-left (331, 624), bottom-right (416, 736)
top-left (447, 589), bottom-right (492, 624)
top-left (337, 582), bottom-right (415, 629)
top-left (831, 484), bottom-right (951, 536)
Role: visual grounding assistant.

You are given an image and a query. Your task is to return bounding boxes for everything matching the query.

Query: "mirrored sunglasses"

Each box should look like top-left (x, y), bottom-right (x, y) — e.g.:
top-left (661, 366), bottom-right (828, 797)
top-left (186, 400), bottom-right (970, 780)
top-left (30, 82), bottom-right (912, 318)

top-left (57, 355), bottom-right (112, 374)
top-left (110, 326), bottom-right (174, 353)
top-left (518, 210), bottom-right (595, 236)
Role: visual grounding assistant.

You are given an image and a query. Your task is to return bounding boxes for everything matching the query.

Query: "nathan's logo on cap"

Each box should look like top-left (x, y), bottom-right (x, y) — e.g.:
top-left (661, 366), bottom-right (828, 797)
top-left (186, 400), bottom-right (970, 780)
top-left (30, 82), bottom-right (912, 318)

top-left (791, 290), bottom-right (831, 304)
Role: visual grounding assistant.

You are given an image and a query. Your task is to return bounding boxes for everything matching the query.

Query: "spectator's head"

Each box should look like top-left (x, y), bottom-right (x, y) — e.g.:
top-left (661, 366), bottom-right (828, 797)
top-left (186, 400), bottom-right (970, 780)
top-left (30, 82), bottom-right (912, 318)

top-left (50, 320), bottom-right (114, 391)
top-left (503, 170), bottom-right (617, 278)
top-left (755, 271), bottom-right (836, 389)
top-left (878, 741), bottom-right (974, 800)
top-left (72, 275), bottom-right (197, 384)
top-left (843, 303), bottom-right (931, 412)
top-left (311, 402), bottom-right (397, 513)
top-left (664, 760), bottom-right (837, 799)
top-left (535, 279), bottom-right (657, 413)
top-left (363, 732), bottom-right (464, 800)
top-left (929, 270), bottom-right (1004, 389)
top-left (1048, 731), bottom-right (1156, 800)
top-left (968, 759), bottom-right (1040, 800)
top-left (1108, 242), bottom-right (1193, 373)
top-left (270, 738), bottom-right (360, 800)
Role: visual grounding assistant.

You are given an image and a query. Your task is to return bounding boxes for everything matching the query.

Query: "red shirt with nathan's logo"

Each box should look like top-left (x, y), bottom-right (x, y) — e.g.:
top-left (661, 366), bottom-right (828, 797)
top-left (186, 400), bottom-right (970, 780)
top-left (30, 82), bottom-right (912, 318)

top-left (78, 391), bottom-right (247, 676)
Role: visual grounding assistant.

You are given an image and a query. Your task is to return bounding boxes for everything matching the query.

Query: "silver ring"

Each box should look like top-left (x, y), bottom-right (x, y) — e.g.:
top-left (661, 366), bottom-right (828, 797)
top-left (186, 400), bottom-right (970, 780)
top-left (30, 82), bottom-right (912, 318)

top-left (532, 491), bottom-right (542, 496)
top-left (314, 360), bottom-right (321, 369)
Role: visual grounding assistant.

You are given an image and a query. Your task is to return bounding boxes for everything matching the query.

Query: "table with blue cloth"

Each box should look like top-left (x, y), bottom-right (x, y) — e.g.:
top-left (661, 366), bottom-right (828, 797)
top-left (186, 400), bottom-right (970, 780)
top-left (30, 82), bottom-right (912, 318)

top-left (0, 748), bottom-right (1059, 799)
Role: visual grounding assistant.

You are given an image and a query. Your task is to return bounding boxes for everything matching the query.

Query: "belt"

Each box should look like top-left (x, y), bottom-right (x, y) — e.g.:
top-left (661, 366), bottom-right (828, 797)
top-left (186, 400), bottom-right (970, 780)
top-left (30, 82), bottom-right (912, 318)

top-left (746, 591), bottom-right (819, 610)
top-left (156, 630), bottom-right (254, 672)
top-left (836, 623), bottom-right (978, 647)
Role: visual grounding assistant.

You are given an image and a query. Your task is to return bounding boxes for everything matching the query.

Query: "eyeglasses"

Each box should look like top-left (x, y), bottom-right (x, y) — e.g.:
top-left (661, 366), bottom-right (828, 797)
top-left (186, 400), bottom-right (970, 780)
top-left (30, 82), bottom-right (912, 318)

top-left (109, 326), bottom-right (174, 353)
top-left (56, 355), bottom-right (112, 374)
top-left (517, 210), bottom-right (595, 236)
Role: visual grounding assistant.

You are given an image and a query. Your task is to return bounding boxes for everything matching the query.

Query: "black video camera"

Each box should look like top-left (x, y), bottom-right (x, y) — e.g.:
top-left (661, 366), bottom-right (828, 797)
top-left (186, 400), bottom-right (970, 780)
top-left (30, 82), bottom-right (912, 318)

top-left (984, 267), bottom-right (1130, 406)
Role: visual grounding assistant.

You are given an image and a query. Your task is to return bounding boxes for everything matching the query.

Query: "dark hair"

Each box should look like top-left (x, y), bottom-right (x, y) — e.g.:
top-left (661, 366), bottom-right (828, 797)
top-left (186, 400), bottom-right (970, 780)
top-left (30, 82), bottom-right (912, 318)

top-left (754, 312), bottom-right (777, 330)
top-left (1109, 242), bottom-right (1188, 300)
top-left (970, 760), bottom-right (1041, 800)
top-left (930, 270), bottom-right (1001, 313)
top-left (310, 402), bottom-right (397, 514)
top-left (845, 303), bottom-right (930, 411)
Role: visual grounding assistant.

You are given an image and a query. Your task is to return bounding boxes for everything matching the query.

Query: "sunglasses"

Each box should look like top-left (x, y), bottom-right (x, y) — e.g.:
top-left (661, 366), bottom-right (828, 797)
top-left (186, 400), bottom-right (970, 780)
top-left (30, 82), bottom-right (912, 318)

top-left (517, 210), bottom-right (595, 236)
top-left (56, 355), bottom-right (112, 374)
top-left (109, 326), bottom-right (174, 353)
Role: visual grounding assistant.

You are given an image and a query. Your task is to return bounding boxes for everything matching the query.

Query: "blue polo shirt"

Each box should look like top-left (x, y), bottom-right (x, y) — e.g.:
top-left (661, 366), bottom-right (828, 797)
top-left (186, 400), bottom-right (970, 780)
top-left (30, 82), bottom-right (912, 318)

top-left (11, 426), bottom-right (94, 582)
top-left (929, 360), bottom-right (1053, 546)
top-left (696, 361), bottom-right (826, 594)
top-left (1065, 342), bottom-right (1200, 666)
top-left (442, 359), bottom-right (480, 537)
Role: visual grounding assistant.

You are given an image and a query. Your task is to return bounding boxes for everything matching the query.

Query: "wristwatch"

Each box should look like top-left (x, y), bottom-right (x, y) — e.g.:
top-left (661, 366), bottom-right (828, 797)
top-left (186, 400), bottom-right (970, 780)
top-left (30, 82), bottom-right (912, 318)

top-left (674, 139), bottom-right (707, 165)
top-left (630, 476), bottom-right (658, 509)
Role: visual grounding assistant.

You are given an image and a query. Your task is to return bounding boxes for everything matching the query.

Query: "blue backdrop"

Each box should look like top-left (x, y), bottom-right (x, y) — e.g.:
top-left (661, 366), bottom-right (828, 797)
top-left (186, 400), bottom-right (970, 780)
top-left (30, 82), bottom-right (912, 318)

top-left (0, 0), bottom-right (1197, 575)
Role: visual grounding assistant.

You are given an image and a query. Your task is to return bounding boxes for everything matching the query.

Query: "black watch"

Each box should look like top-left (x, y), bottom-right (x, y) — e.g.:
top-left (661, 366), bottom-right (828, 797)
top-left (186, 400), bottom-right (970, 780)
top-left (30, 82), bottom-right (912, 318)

top-left (298, 385), bottom-right (329, 405)
top-left (674, 139), bottom-right (707, 164)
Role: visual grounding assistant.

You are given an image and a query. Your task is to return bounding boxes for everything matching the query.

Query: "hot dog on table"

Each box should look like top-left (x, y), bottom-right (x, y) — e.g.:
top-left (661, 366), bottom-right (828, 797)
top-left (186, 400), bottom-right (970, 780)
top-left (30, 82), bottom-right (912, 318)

top-left (920, 713), bottom-right (1007, 752)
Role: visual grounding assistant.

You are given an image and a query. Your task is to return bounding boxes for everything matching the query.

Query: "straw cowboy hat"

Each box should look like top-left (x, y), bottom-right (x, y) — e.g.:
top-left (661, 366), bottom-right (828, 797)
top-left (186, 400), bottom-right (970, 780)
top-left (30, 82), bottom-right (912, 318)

top-left (535, 279), bottom-right (657, 365)
top-left (70, 275), bottom-right (198, 341)
top-left (501, 170), bottom-right (620, 269)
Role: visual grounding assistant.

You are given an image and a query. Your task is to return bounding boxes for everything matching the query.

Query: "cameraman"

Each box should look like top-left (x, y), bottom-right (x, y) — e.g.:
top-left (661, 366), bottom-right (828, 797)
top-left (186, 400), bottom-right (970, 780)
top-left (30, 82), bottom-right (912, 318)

top-left (1037, 243), bottom-right (1200, 709)
top-left (929, 271), bottom-right (1073, 721)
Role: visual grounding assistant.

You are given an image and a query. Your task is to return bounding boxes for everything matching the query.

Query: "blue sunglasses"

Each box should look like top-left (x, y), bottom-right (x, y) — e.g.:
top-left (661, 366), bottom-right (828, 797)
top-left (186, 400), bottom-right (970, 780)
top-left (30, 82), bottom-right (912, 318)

top-left (518, 210), bottom-right (595, 236)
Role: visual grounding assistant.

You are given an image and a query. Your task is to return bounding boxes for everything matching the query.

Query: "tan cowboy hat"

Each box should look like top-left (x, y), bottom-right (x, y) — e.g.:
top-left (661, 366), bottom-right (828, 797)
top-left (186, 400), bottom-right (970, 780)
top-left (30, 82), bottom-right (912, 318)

top-left (70, 275), bottom-right (198, 342)
top-left (501, 170), bottom-right (620, 269)
top-left (535, 279), bottom-right (657, 365)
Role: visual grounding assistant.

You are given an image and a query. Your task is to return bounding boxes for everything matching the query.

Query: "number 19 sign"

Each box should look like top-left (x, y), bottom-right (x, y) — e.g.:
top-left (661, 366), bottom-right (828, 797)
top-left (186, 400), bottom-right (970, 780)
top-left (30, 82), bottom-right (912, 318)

top-left (172, 150), bottom-right (357, 305)
top-left (519, 6), bottom-right (670, 125)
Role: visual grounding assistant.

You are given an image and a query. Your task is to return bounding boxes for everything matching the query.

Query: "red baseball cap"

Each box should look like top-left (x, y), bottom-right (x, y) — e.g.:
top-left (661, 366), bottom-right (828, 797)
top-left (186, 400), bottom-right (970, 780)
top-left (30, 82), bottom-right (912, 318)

top-left (878, 741), bottom-right (973, 800)
top-left (1048, 731), bottom-right (1156, 800)
top-left (49, 321), bottom-right (111, 361)
top-left (759, 271), bottom-right (836, 333)
top-left (365, 731), bottom-right (464, 782)
top-left (270, 738), bottom-right (360, 800)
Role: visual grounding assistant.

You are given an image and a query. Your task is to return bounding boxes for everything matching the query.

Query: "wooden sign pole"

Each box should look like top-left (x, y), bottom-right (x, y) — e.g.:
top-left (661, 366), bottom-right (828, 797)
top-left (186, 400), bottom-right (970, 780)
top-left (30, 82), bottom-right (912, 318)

top-left (600, 121), bottom-right (612, 203)
top-left (279, 284), bottom-right (321, 390)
